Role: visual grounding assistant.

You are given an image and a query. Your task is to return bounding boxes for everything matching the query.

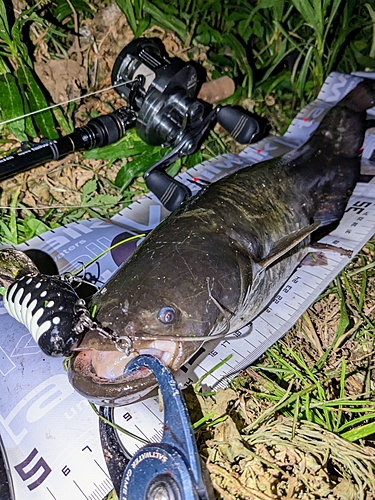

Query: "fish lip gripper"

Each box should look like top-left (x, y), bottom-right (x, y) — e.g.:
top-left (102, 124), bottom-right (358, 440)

top-left (99, 354), bottom-right (214, 500)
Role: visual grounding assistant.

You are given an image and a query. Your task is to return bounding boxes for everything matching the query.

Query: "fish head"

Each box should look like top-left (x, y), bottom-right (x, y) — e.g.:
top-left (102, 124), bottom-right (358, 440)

top-left (68, 228), bottom-right (233, 406)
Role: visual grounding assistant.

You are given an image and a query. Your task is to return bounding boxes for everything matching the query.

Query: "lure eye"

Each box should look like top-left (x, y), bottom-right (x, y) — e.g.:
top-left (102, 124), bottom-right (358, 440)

top-left (158, 306), bottom-right (176, 324)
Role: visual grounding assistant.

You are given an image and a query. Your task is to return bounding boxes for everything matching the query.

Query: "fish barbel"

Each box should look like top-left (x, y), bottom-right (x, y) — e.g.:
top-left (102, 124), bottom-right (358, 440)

top-left (69, 80), bottom-right (375, 406)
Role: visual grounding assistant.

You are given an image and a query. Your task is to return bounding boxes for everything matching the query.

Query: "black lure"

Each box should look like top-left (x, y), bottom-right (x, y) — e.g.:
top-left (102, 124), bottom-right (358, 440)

top-left (3, 274), bottom-right (86, 356)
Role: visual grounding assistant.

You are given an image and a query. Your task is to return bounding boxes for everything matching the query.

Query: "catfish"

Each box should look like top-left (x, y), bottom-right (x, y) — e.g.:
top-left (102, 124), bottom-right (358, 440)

top-left (69, 80), bottom-right (375, 406)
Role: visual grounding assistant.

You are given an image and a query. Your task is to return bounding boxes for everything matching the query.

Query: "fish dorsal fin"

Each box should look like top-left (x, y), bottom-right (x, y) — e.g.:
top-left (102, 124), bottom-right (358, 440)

top-left (254, 221), bottom-right (321, 273)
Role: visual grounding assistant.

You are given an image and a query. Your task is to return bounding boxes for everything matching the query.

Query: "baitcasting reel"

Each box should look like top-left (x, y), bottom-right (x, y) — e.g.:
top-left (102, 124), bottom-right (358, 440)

top-left (99, 354), bottom-right (215, 500)
top-left (0, 37), bottom-right (260, 211)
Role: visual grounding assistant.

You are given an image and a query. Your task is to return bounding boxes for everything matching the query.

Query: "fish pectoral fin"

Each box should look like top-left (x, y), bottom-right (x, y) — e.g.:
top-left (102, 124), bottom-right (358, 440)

top-left (256, 221), bottom-right (321, 271)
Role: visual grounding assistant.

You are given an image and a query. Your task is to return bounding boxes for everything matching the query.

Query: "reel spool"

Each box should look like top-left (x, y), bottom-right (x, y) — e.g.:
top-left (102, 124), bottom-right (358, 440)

top-left (112, 37), bottom-right (204, 147)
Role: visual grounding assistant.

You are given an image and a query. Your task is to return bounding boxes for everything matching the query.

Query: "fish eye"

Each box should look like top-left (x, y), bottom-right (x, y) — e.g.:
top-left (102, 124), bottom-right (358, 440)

top-left (158, 306), bottom-right (176, 324)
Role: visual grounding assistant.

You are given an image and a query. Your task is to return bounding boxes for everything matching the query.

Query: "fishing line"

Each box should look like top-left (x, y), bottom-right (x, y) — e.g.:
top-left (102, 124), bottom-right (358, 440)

top-left (121, 327), bottom-right (253, 344)
top-left (0, 79), bottom-right (137, 127)
top-left (70, 233), bottom-right (146, 278)
top-left (0, 202), bottom-right (126, 210)
top-left (89, 402), bottom-right (149, 445)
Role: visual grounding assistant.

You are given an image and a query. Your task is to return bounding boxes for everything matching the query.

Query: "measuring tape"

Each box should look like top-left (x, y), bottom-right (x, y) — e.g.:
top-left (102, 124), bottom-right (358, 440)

top-left (1, 71), bottom-right (375, 499)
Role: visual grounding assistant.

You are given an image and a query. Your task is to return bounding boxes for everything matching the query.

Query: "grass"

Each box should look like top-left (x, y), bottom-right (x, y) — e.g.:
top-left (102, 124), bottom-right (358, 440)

top-left (1, 0), bottom-right (375, 498)
top-left (186, 241), bottom-right (375, 497)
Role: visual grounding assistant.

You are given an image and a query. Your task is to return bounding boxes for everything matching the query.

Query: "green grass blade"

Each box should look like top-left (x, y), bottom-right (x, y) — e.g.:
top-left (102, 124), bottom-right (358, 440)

top-left (0, 72), bottom-right (27, 140)
top-left (143, 0), bottom-right (187, 41)
top-left (295, 44), bottom-right (314, 99)
top-left (315, 277), bottom-right (350, 369)
top-left (0, 1), bottom-right (12, 47)
top-left (194, 354), bottom-right (233, 395)
top-left (115, 0), bottom-right (138, 34)
top-left (338, 413), bottom-right (375, 434)
top-left (341, 420), bottom-right (375, 442)
top-left (291, 0), bottom-right (323, 51)
top-left (16, 60), bottom-right (58, 139)
top-left (0, 54), bottom-right (9, 74)
top-left (334, 357), bottom-right (346, 432)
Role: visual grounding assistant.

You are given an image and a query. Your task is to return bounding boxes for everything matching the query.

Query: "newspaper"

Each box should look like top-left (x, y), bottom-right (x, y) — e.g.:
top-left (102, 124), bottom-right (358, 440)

top-left (1, 72), bottom-right (375, 499)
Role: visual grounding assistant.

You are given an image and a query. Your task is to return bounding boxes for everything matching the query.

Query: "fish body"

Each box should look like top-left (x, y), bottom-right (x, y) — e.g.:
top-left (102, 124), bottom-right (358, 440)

top-left (69, 81), bottom-right (375, 406)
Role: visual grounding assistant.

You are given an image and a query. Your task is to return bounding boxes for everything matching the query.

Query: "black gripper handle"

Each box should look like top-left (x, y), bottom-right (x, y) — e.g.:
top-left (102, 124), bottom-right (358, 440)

top-left (145, 171), bottom-right (191, 212)
top-left (217, 105), bottom-right (259, 144)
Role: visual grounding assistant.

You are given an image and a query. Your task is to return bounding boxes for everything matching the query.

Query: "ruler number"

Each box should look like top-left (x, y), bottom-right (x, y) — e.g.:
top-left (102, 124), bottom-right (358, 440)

top-left (183, 377), bottom-right (194, 388)
top-left (231, 331), bottom-right (243, 338)
top-left (346, 200), bottom-right (371, 214)
top-left (14, 448), bottom-right (51, 491)
top-left (62, 465), bottom-right (71, 476)
top-left (274, 294), bottom-right (283, 304)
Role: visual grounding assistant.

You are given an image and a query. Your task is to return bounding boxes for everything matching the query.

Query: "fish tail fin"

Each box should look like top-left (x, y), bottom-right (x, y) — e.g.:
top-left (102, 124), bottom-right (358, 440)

top-left (338, 79), bottom-right (375, 113)
top-left (308, 81), bottom-right (375, 231)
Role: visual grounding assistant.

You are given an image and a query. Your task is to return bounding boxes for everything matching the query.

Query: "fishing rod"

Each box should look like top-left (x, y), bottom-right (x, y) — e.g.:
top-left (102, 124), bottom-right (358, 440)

top-left (0, 37), bottom-right (260, 212)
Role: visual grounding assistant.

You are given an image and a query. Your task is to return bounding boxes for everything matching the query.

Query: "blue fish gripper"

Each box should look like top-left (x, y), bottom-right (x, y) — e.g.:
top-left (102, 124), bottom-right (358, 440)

top-left (99, 354), bottom-right (214, 500)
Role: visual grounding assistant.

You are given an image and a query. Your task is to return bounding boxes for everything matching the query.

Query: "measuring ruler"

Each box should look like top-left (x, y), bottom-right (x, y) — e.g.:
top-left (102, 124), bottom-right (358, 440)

top-left (1, 71), bottom-right (375, 499)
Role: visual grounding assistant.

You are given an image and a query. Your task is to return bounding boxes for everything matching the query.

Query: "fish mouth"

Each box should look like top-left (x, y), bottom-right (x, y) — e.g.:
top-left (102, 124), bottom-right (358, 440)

top-left (68, 339), bottom-right (185, 406)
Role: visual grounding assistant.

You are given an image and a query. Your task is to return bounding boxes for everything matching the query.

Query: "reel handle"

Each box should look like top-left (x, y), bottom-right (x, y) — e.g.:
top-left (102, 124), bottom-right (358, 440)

top-left (145, 170), bottom-right (192, 212)
top-left (217, 105), bottom-right (260, 144)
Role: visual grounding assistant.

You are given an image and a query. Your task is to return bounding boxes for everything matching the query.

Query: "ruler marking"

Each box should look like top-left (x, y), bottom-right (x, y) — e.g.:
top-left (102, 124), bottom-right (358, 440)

top-left (95, 482), bottom-right (106, 495)
top-left (260, 316), bottom-right (281, 329)
top-left (88, 488), bottom-right (101, 500)
top-left (92, 482), bottom-right (105, 498)
top-left (203, 370), bottom-right (220, 381)
top-left (274, 312), bottom-right (292, 322)
top-left (301, 281), bottom-right (317, 290)
top-left (142, 402), bottom-right (164, 424)
top-left (299, 269), bottom-right (326, 280)
top-left (101, 482), bottom-right (111, 495)
top-left (104, 478), bottom-right (113, 490)
top-left (134, 424), bottom-right (151, 441)
top-left (232, 348), bottom-right (247, 358)
top-left (148, 430), bottom-right (163, 444)
top-left (46, 487), bottom-right (57, 499)
top-left (284, 302), bottom-right (299, 311)
top-left (93, 481), bottom-right (107, 496)
top-left (258, 328), bottom-right (276, 339)
top-left (94, 459), bottom-right (111, 480)
top-left (150, 429), bottom-right (163, 443)
top-left (224, 362), bottom-right (235, 369)
top-left (73, 480), bottom-right (89, 499)
top-left (243, 338), bottom-right (257, 348)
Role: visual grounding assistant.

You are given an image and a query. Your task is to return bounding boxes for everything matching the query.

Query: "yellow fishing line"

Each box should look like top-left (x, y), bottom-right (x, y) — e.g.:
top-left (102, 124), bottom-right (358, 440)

top-left (71, 233), bottom-right (146, 276)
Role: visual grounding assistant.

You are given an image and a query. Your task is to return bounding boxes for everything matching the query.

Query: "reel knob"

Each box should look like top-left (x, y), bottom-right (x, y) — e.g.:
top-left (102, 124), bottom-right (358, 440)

top-left (217, 105), bottom-right (260, 144)
top-left (145, 171), bottom-right (192, 212)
